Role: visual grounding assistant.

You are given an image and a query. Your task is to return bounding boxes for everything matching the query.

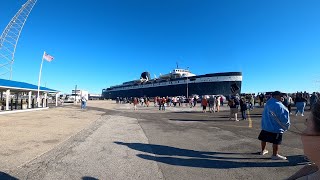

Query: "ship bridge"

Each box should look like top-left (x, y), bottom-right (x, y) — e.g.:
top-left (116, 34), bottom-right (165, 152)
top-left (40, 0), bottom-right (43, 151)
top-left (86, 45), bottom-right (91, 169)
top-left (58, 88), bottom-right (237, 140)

top-left (172, 69), bottom-right (196, 77)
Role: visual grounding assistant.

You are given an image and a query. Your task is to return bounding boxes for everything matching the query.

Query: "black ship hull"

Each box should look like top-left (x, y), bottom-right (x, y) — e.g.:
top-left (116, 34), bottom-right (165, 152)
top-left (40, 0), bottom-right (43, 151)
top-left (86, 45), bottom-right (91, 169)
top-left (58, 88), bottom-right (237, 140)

top-left (102, 72), bottom-right (242, 99)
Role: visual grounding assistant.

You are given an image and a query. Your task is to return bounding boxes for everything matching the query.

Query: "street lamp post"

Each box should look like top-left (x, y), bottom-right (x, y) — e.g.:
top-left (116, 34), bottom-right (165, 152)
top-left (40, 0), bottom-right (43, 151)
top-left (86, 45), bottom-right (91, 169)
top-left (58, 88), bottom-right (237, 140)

top-left (186, 67), bottom-right (189, 99)
top-left (186, 76), bottom-right (188, 99)
top-left (74, 85), bottom-right (77, 104)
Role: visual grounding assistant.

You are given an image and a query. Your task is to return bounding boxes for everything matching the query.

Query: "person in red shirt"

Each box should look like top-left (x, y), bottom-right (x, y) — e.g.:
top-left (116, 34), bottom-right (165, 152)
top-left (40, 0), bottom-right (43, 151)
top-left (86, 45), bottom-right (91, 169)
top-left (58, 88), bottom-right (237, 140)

top-left (201, 96), bottom-right (208, 113)
top-left (159, 97), bottom-right (166, 111)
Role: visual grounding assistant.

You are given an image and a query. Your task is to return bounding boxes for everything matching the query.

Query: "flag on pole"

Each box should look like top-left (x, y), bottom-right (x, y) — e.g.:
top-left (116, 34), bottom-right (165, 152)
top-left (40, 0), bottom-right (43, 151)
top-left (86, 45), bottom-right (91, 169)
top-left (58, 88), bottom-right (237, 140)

top-left (43, 52), bottom-right (54, 62)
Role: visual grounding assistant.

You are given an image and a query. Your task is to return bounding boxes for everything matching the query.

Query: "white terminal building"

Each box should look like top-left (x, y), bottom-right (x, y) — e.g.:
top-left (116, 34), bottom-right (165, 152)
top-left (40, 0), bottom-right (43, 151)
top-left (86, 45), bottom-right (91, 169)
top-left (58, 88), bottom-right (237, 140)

top-left (72, 90), bottom-right (88, 102)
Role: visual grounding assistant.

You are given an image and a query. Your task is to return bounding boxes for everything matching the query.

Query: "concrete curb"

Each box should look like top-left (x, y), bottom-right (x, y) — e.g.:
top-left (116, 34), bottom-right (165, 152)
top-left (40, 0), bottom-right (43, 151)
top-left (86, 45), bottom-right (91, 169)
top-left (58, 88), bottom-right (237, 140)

top-left (0, 107), bottom-right (49, 115)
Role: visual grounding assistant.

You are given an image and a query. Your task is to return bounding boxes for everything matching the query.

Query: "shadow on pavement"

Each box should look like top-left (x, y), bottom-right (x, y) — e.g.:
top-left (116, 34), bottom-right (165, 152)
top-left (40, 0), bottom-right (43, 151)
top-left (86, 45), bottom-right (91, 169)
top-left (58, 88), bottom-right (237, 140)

top-left (0, 172), bottom-right (18, 180)
top-left (170, 110), bottom-right (230, 114)
top-left (248, 115), bottom-right (263, 118)
top-left (115, 142), bottom-right (308, 169)
top-left (171, 111), bottom-right (207, 114)
top-left (115, 141), bottom-right (246, 158)
top-left (169, 118), bottom-right (232, 122)
top-left (84, 106), bottom-right (119, 116)
top-left (82, 176), bottom-right (99, 180)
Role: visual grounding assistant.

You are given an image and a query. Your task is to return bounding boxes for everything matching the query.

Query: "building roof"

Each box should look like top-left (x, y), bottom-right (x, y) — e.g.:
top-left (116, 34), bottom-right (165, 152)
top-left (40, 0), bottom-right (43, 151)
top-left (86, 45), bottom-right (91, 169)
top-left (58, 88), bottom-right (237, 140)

top-left (0, 78), bottom-right (58, 93)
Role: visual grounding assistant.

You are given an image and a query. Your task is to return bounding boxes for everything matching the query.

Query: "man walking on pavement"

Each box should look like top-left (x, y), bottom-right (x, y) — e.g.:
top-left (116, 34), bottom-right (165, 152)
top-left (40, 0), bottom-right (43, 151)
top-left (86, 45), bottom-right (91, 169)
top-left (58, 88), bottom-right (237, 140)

top-left (81, 95), bottom-right (87, 109)
top-left (258, 91), bottom-right (291, 160)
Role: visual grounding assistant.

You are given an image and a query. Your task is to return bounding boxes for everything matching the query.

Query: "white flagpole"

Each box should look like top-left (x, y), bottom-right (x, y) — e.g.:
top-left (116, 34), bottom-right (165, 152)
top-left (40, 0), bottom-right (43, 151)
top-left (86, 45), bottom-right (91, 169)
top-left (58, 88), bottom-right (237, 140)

top-left (37, 51), bottom-right (45, 107)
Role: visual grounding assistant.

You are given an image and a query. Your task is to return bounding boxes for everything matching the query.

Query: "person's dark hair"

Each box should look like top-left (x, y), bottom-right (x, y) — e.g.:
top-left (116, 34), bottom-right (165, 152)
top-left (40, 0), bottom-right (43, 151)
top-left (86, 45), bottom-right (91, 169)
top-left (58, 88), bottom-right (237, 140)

top-left (297, 93), bottom-right (302, 98)
top-left (311, 100), bottom-right (320, 132)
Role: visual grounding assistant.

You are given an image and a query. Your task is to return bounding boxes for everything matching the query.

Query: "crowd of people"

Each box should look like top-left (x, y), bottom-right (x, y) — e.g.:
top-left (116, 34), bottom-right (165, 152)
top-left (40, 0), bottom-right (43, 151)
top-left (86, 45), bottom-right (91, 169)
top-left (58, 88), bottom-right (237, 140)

top-left (114, 91), bottom-right (320, 179)
top-left (116, 95), bottom-right (226, 112)
top-left (115, 92), bottom-right (320, 117)
top-left (253, 91), bottom-right (320, 179)
top-left (229, 91), bottom-right (320, 121)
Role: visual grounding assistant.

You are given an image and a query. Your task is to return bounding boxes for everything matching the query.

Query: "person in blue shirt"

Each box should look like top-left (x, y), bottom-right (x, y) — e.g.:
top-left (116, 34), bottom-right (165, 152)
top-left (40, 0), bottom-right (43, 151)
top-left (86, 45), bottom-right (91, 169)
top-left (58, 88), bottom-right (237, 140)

top-left (258, 91), bottom-right (290, 160)
top-left (81, 95), bottom-right (87, 109)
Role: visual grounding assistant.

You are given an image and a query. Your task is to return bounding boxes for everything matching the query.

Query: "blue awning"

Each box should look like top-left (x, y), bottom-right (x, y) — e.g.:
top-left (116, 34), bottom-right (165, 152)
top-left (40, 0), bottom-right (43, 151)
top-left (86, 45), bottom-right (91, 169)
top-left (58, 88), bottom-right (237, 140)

top-left (0, 78), bottom-right (58, 92)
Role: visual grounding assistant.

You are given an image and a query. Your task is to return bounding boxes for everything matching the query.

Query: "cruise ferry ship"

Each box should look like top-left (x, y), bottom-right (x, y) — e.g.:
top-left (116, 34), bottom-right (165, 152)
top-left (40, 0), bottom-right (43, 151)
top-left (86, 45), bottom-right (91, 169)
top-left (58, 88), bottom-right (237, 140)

top-left (102, 68), bottom-right (242, 99)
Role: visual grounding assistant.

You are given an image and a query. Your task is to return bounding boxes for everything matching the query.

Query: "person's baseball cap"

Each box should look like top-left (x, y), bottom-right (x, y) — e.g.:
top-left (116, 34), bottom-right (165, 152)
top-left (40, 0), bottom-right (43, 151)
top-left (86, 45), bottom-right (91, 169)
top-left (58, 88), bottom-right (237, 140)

top-left (272, 91), bottom-right (284, 96)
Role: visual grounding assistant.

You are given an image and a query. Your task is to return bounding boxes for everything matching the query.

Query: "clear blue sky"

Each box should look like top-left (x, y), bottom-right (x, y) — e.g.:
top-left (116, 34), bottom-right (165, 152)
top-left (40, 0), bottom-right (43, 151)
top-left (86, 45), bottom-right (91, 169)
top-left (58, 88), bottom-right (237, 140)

top-left (1, 0), bottom-right (320, 94)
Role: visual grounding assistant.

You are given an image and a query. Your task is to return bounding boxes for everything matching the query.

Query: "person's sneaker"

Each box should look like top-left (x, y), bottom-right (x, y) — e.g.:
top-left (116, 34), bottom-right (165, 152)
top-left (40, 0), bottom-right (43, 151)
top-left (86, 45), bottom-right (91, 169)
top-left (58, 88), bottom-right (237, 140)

top-left (235, 119), bottom-right (239, 121)
top-left (271, 154), bottom-right (287, 160)
top-left (301, 114), bottom-right (304, 116)
top-left (259, 150), bottom-right (269, 155)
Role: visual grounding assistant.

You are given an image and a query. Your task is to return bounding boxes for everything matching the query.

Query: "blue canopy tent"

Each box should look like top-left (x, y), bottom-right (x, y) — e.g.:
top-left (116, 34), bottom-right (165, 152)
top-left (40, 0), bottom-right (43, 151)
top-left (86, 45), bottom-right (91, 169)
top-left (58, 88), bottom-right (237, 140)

top-left (0, 78), bottom-right (58, 92)
top-left (0, 78), bottom-right (59, 111)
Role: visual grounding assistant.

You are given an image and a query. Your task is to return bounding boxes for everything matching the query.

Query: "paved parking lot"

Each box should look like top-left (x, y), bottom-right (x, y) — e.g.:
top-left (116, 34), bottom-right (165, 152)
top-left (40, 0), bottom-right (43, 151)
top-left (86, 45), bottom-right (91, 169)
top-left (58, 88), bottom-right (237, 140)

top-left (0, 101), bottom-right (309, 179)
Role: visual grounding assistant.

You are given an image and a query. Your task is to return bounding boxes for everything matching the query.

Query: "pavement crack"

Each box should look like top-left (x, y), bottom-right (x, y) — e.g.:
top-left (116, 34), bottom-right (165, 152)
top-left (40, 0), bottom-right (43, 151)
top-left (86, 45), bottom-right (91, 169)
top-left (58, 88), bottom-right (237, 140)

top-left (134, 111), bottom-right (166, 180)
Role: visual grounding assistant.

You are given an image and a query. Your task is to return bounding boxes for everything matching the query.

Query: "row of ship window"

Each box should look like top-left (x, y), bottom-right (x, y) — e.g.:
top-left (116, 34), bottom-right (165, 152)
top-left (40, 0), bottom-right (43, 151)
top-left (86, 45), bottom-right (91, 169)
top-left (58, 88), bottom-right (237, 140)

top-left (110, 78), bottom-right (218, 91)
top-left (107, 76), bottom-right (234, 91)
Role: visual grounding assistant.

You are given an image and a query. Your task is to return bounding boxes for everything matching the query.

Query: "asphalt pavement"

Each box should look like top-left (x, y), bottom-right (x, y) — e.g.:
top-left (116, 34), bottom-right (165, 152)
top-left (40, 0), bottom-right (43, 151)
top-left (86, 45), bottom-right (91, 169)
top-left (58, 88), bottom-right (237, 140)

top-left (2, 102), bottom-right (309, 180)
